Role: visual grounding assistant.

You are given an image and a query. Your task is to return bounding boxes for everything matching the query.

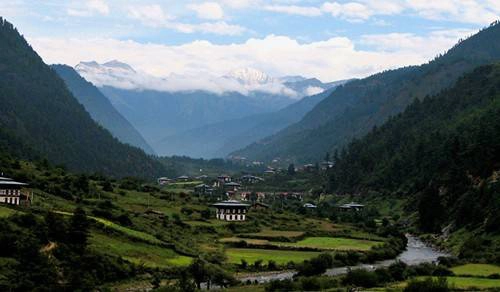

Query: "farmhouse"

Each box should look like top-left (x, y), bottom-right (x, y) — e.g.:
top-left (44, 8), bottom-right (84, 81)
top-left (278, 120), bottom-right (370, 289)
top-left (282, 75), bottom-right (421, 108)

top-left (194, 184), bottom-right (213, 195)
top-left (176, 175), bottom-right (190, 182)
top-left (157, 177), bottom-right (172, 185)
top-left (223, 181), bottom-right (241, 192)
top-left (212, 200), bottom-right (250, 221)
top-left (339, 202), bottom-right (365, 211)
top-left (0, 177), bottom-right (29, 206)
top-left (217, 174), bottom-right (231, 183)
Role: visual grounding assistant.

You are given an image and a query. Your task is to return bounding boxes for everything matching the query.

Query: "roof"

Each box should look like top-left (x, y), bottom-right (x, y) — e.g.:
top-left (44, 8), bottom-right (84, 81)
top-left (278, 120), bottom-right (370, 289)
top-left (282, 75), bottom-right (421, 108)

top-left (177, 175), bottom-right (189, 179)
top-left (303, 203), bottom-right (317, 208)
top-left (212, 200), bottom-right (250, 207)
top-left (224, 182), bottom-right (241, 186)
top-left (194, 184), bottom-right (211, 188)
top-left (339, 202), bottom-right (365, 208)
top-left (0, 177), bottom-right (27, 186)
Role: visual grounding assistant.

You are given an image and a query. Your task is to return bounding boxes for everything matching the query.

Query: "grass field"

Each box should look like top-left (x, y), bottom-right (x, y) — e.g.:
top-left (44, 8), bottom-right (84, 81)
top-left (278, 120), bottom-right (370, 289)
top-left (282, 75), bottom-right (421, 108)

top-left (221, 236), bottom-right (381, 251)
top-left (288, 237), bottom-right (381, 251)
top-left (451, 264), bottom-right (500, 277)
top-left (0, 206), bottom-right (18, 217)
top-left (55, 211), bottom-right (163, 245)
top-left (398, 277), bottom-right (500, 290)
top-left (90, 232), bottom-right (192, 267)
top-left (225, 248), bottom-right (321, 264)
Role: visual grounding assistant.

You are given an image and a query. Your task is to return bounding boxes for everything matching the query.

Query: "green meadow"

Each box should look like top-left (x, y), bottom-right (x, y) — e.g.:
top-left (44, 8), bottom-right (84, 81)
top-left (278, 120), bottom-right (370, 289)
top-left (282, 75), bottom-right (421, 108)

top-left (221, 236), bottom-right (381, 251)
top-left (90, 232), bottom-right (192, 268)
top-left (451, 263), bottom-right (500, 277)
top-left (288, 237), bottom-right (381, 251)
top-left (225, 248), bottom-right (321, 265)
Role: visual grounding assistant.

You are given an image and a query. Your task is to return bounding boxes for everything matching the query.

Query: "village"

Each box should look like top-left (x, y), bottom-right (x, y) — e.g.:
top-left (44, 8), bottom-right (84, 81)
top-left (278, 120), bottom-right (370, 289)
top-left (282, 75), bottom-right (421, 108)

top-left (156, 165), bottom-right (364, 222)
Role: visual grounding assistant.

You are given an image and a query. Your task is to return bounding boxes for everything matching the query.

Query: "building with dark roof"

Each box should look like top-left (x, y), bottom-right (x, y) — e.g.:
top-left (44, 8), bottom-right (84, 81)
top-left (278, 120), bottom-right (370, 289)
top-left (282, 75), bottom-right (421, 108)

top-left (194, 184), bottom-right (214, 195)
top-left (0, 177), bottom-right (29, 206)
top-left (212, 200), bottom-right (250, 221)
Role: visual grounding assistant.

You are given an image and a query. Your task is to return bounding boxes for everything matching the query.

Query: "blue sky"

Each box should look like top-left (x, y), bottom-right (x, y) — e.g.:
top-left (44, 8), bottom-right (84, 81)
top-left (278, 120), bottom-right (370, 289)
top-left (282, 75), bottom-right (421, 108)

top-left (1, 1), bottom-right (499, 82)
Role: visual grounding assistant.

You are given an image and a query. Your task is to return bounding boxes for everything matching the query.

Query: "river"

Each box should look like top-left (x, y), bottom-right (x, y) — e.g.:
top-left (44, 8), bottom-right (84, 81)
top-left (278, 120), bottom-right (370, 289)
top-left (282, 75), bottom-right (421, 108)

top-left (237, 235), bottom-right (449, 284)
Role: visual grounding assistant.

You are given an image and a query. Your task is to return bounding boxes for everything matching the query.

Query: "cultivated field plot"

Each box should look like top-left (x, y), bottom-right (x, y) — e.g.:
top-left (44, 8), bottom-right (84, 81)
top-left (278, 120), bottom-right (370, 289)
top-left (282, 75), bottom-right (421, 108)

top-left (221, 236), bottom-right (381, 251)
top-left (451, 264), bottom-right (500, 277)
top-left (225, 248), bottom-right (321, 264)
top-left (90, 232), bottom-right (192, 267)
top-left (287, 237), bottom-right (381, 251)
top-left (396, 277), bottom-right (500, 290)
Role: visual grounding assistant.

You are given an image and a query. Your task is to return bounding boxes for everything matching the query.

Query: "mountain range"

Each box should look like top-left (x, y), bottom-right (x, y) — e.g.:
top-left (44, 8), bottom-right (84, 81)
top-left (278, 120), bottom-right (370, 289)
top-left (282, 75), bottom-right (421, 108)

top-left (52, 64), bottom-right (155, 154)
top-left (75, 60), bottom-right (341, 157)
top-left (0, 18), bottom-right (165, 178)
top-left (233, 22), bottom-right (500, 164)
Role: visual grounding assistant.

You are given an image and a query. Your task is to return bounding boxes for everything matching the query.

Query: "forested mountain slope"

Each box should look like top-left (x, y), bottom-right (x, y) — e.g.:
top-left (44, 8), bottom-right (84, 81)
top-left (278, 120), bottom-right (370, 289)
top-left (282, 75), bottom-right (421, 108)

top-left (0, 18), bottom-right (164, 178)
top-left (234, 21), bottom-right (500, 163)
top-left (328, 63), bottom-right (500, 236)
top-left (52, 65), bottom-right (155, 155)
top-left (156, 86), bottom-right (340, 158)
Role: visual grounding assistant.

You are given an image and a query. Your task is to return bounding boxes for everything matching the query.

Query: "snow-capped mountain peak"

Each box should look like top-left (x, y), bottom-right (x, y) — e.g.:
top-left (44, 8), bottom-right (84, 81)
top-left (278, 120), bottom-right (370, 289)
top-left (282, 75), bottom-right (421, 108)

top-left (102, 60), bottom-right (136, 72)
top-left (226, 67), bottom-right (273, 85)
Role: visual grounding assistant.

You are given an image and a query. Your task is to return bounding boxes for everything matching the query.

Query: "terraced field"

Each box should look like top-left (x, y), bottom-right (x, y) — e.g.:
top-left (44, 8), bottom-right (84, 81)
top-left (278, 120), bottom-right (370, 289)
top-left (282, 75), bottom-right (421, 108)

top-left (397, 276), bottom-right (500, 290)
top-left (451, 264), bottom-right (500, 277)
top-left (288, 237), bottom-right (381, 251)
top-left (90, 232), bottom-right (192, 267)
top-left (225, 248), bottom-right (321, 265)
top-left (220, 236), bottom-right (381, 251)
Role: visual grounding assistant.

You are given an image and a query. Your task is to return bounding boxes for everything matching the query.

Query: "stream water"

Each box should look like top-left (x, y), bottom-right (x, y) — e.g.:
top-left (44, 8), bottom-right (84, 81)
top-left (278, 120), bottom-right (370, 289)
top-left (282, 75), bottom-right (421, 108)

top-left (237, 235), bottom-right (449, 284)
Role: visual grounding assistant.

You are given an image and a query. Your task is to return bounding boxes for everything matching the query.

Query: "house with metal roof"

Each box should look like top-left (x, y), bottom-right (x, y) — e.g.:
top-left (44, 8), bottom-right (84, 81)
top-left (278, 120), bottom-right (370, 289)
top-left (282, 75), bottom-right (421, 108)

top-left (0, 177), bottom-right (29, 206)
top-left (338, 202), bottom-right (365, 211)
top-left (212, 200), bottom-right (250, 221)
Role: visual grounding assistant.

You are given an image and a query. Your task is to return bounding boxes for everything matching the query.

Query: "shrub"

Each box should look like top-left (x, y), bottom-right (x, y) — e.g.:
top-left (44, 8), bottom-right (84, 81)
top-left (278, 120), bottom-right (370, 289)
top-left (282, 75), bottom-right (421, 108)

top-left (404, 277), bottom-right (450, 292)
top-left (342, 269), bottom-right (379, 288)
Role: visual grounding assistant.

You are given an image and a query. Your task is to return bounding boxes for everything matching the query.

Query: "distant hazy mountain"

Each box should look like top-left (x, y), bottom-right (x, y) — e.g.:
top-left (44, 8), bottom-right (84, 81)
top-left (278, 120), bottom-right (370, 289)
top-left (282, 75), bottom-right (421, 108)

top-left (233, 22), bottom-right (500, 163)
top-left (75, 61), bottom-right (338, 155)
top-left (156, 79), bottom-right (350, 158)
top-left (52, 64), bottom-right (155, 155)
top-left (0, 18), bottom-right (165, 178)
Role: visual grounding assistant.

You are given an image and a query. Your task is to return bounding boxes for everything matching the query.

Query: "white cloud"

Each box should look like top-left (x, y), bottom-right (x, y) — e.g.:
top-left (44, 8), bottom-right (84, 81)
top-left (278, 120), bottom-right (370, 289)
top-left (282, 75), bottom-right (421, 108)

top-left (188, 2), bottom-right (225, 20)
top-left (127, 4), bottom-right (174, 27)
top-left (264, 5), bottom-right (322, 17)
top-left (262, 0), bottom-right (499, 25)
top-left (360, 29), bottom-right (477, 55)
top-left (30, 29), bottom-right (475, 91)
top-left (127, 4), bottom-right (245, 35)
top-left (322, 2), bottom-right (372, 22)
top-left (67, 0), bottom-right (109, 17)
top-left (87, 0), bottom-right (109, 15)
top-left (305, 86), bottom-right (325, 96)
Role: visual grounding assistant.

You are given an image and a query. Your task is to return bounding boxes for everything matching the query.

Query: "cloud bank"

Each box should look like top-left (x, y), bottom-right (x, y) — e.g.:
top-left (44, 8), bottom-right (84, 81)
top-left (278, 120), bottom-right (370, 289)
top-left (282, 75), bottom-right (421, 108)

top-left (32, 28), bottom-right (475, 85)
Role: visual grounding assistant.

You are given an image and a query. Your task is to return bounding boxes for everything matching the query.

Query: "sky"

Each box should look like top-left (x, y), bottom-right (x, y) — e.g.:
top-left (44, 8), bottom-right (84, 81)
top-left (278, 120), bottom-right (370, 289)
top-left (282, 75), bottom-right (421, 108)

top-left (1, 0), bottom-right (499, 83)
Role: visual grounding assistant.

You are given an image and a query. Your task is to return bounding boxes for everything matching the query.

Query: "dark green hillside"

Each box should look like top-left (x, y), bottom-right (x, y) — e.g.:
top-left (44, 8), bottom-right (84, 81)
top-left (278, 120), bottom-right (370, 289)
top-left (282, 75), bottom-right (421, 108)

top-left (52, 65), bottom-right (155, 155)
top-left (234, 21), bottom-right (500, 163)
top-left (0, 18), bottom-right (164, 178)
top-left (328, 63), bottom-right (500, 238)
top-left (158, 88), bottom-right (336, 158)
